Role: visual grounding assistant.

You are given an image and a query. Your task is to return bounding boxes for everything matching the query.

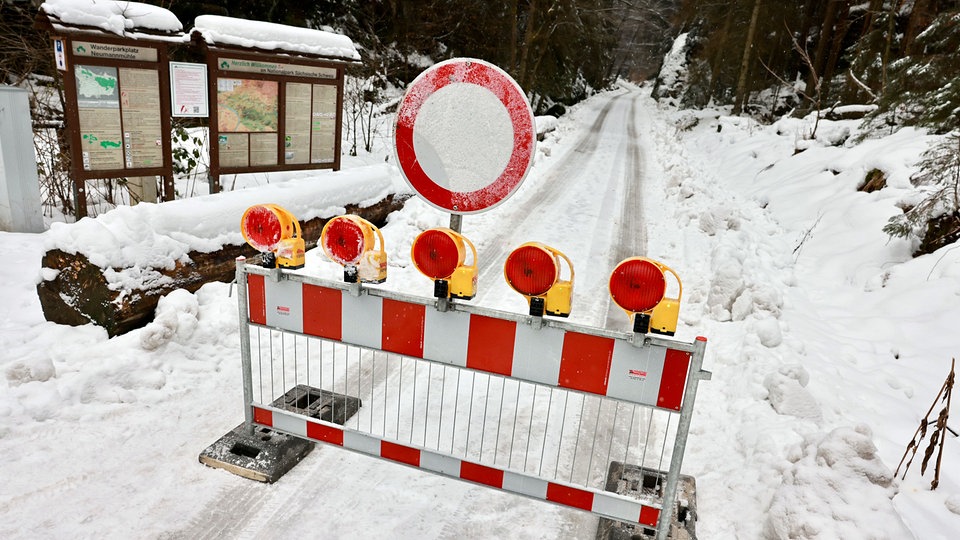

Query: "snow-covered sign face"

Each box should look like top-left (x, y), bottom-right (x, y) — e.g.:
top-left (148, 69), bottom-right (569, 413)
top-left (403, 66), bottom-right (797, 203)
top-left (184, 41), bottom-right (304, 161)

top-left (394, 58), bottom-right (536, 215)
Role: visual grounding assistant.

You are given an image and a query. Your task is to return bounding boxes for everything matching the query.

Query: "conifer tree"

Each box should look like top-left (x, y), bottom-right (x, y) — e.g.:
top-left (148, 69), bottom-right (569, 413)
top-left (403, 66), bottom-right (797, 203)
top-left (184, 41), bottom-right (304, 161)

top-left (883, 132), bottom-right (960, 254)
top-left (869, 7), bottom-right (960, 134)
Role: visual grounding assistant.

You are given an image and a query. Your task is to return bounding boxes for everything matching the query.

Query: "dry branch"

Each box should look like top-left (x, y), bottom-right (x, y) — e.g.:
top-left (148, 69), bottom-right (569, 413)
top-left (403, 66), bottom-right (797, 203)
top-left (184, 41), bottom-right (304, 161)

top-left (896, 358), bottom-right (955, 490)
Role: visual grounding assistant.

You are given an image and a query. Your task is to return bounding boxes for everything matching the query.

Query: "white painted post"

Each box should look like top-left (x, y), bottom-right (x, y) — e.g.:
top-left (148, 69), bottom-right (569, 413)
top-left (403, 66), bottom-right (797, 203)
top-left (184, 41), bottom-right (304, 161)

top-left (0, 86), bottom-right (44, 233)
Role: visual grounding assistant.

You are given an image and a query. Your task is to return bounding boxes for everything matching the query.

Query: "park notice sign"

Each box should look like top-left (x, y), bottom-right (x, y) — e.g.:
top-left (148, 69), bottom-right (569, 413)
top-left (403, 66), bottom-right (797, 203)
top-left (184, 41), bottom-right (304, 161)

top-left (170, 62), bottom-right (209, 118)
top-left (72, 64), bottom-right (164, 172)
top-left (204, 48), bottom-right (347, 187)
top-left (39, 7), bottom-right (356, 211)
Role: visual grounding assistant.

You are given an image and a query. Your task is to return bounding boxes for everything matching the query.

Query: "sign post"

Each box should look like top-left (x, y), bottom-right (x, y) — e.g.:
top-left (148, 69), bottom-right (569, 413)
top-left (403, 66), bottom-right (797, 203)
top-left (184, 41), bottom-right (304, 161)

top-left (394, 58), bottom-right (536, 231)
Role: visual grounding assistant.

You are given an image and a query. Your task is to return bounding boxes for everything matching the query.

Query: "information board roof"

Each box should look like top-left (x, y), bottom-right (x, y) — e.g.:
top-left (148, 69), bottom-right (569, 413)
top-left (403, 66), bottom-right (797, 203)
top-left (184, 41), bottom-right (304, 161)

top-left (191, 15), bottom-right (360, 62)
top-left (39, 0), bottom-right (183, 37)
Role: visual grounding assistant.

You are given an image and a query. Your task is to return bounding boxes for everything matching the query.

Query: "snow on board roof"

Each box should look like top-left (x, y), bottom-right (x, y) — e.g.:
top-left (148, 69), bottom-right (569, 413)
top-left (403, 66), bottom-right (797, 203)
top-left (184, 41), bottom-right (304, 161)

top-left (191, 15), bottom-right (360, 62)
top-left (39, 0), bottom-right (183, 37)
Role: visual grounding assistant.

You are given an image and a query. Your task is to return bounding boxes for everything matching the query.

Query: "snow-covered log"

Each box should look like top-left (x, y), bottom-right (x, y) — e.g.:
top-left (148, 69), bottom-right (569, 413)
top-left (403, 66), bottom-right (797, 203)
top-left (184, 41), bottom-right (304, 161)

top-left (35, 165), bottom-right (410, 336)
top-left (36, 194), bottom-right (407, 337)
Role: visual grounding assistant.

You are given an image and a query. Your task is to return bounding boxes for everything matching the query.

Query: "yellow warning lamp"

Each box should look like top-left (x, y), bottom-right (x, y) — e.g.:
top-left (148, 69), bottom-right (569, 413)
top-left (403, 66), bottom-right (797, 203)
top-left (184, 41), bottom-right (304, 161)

top-left (320, 215), bottom-right (387, 283)
top-left (411, 228), bottom-right (478, 300)
top-left (240, 204), bottom-right (306, 269)
top-left (503, 242), bottom-right (574, 317)
top-left (608, 257), bottom-right (682, 335)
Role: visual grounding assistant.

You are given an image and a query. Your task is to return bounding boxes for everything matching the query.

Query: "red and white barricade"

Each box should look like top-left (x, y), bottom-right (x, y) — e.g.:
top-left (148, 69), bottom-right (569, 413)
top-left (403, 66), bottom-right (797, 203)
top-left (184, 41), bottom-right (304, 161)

top-left (235, 260), bottom-right (709, 538)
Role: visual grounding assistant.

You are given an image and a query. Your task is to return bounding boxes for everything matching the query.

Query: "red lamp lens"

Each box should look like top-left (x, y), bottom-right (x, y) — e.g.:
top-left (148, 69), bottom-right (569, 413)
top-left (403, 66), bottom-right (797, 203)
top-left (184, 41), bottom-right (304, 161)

top-left (324, 218), bottom-right (365, 265)
top-left (412, 229), bottom-right (460, 279)
top-left (242, 206), bottom-right (282, 252)
top-left (505, 245), bottom-right (558, 296)
top-left (609, 259), bottom-right (666, 313)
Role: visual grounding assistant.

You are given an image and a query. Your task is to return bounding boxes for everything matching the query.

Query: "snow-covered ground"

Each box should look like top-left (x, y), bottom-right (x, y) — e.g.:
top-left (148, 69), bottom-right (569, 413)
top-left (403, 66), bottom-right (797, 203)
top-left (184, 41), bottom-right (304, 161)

top-left (2, 84), bottom-right (959, 539)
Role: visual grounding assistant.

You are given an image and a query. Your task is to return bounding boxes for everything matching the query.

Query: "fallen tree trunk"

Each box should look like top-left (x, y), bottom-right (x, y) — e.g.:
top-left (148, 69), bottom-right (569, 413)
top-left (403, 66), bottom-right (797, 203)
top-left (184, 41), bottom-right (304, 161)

top-left (37, 194), bottom-right (408, 337)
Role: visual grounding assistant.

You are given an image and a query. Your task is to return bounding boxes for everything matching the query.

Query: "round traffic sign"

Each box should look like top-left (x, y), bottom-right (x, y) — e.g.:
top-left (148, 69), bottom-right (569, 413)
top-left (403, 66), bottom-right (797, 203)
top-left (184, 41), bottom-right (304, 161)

top-left (395, 58), bottom-right (536, 214)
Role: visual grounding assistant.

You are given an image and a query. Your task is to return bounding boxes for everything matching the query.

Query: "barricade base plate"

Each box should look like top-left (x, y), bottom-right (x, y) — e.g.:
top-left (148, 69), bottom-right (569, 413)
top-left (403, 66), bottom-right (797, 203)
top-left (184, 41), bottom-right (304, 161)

top-left (198, 423), bottom-right (314, 483)
top-left (199, 386), bottom-right (361, 483)
top-left (595, 462), bottom-right (698, 540)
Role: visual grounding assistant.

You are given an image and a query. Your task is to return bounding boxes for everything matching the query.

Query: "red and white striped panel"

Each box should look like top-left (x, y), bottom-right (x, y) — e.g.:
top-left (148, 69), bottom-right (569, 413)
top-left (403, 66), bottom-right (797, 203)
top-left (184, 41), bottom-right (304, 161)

top-left (253, 405), bottom-right (663, 528)
top-left (246, 275), bottom-right (695, 411)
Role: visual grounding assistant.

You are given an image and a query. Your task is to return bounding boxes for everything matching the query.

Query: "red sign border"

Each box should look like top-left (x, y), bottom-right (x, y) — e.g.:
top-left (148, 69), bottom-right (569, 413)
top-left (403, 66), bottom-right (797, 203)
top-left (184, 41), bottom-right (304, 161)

top-left (394, 58), bottom-right (536, 214)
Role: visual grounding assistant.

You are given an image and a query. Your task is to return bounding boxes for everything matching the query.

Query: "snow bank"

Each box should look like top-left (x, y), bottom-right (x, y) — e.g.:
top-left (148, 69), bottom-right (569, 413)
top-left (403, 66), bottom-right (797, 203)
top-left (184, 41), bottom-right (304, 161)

top-left (667, 103), bottom-right (960, 539)
top-left (139, 288), bottom-right (199, 350)
top-left (536, 115), bottom-right (558, 135)
top-left (764, 425), bottom-right (910, 539)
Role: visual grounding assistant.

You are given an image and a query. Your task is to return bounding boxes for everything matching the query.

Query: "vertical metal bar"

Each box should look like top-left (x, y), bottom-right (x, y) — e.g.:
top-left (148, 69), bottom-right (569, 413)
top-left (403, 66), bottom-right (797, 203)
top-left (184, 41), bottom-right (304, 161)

top-left (586, 398), bottom-right (602, 486)
top-left (411, 361), bottom-right (418, 444)
top-left (425, 363), bottom-right (433, 446)
top-left (370, 351), bottom-right (375, 434)
top-left (509, 381), bottom-right (522, 468)
top-left (602, 401), bottom-right (621, 488)
top-left (479, 375), bottom-right (491, 459)
top-left (281, 332), bottom-right (287, 394)
top-left (452, 369), bottom-right (462, 454)
top-left (256, 327), bottom-right (263, 404)
top-left (523, 386), bottom-right (537, 471)
top-left (494, 378), bottom-right (507, 465)
top-left (235, 258), bottom-right (255, 436)
top-left (319, 338), bottom-right (325, 393)
top-left (539, 389), bottom-right (555, 477)
top-left (466, 373), bottom-right (476, 458)
top-left (382, 352), bottom-right (388, 437)
top-left (332, 342), bottom-right (337, 425)
top-left (571, 395), bottom-right (587, 482)
top-left (657, 415), bottom-right (672, 486)
top-left (397, 357), bottom-right (404, 440)
top-left (640, 409), bottom-right (654, 468)
top-left (624, 403), bottom-right (637, 465)
top-left (655, 338), bottom-right (710, 540)
top-left (449, 213), bottom-right (462, 233)
top-left (269, 331), bottom-right (275, 402)
top-left (438, 365), bottom-right (447, 449)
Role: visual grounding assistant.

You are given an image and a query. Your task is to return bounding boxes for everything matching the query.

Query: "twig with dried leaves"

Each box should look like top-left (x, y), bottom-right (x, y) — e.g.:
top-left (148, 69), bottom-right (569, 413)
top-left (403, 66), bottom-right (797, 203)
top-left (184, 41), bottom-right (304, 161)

top-left (896, 358), bottom-right (955, 490)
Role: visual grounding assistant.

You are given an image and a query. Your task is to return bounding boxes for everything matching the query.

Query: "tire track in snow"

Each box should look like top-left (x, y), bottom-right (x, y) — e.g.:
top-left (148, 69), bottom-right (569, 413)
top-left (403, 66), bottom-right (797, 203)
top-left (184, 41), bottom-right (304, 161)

top-left (473, 92), bottom-right (629, 287)
top-left (604, 94), bottom-right (648, 331)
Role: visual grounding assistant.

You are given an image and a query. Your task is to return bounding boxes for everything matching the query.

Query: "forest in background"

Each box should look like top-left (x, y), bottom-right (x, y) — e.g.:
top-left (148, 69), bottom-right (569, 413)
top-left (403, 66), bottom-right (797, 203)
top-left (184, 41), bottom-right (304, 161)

top-left (2, 0), bottom-right (957, 129)
top-left (670, 0), bottom-right (960, 135)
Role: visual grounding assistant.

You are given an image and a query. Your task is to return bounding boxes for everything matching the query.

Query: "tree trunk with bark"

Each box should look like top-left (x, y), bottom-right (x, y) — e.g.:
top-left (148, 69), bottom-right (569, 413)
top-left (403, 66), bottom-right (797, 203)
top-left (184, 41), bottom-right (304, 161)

top-left (36, 195), bottom-right (409, 337)
top-left (733, 0), bottom-right (763, 114)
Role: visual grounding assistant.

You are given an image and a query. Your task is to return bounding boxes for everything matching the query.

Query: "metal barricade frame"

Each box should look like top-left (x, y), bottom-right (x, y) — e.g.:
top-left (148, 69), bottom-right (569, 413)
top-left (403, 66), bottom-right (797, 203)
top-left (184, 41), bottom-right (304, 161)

top-left (234, 258), bottom-right (710, 540)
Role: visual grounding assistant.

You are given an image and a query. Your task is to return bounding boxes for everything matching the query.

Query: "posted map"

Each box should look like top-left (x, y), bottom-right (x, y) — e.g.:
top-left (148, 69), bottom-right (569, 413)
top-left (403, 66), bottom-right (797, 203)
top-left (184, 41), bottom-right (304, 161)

top-left (75, 64), bottom-right (123, 170)
top-left (75, 65), bottom-right (119, 109)
top-left (217, 78), bottom-right (278, 132)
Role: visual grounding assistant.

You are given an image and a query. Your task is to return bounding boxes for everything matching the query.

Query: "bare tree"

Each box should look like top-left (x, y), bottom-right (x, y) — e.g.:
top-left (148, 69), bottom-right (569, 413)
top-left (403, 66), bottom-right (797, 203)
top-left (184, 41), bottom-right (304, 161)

top-left (732, 0), bottom-right (762, 114)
